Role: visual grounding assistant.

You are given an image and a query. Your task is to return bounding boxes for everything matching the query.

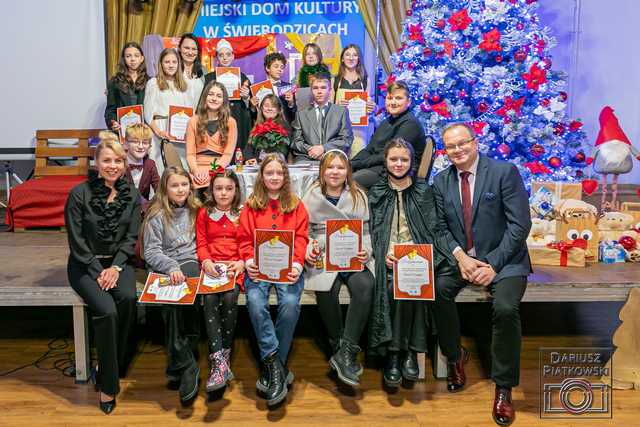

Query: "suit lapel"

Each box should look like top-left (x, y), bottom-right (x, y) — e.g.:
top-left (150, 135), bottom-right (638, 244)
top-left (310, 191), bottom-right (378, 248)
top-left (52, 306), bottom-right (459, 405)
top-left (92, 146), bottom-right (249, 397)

top-left (307, 107), bottom-right (321, 141)
top-left (471, 156), bottom-right (488, 222)
top-left (449, 167), bottom-right (465, 230)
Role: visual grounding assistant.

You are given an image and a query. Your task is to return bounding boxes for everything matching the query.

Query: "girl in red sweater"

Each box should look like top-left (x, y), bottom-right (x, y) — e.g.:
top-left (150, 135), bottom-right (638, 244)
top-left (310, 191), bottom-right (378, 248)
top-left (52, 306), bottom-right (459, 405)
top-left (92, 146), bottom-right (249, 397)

top-left (238, 153), bottom-right (309, 406)
top-left (196, 165), bottom-right (244, 393)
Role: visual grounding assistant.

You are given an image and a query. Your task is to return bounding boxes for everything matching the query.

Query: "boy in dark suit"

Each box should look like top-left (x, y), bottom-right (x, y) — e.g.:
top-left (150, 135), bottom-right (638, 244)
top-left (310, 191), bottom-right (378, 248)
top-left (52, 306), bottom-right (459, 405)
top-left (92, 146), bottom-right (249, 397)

top-left (432, 123), bottom-right (532, 426)
top-left (123, 123), bottom-right (159, 204)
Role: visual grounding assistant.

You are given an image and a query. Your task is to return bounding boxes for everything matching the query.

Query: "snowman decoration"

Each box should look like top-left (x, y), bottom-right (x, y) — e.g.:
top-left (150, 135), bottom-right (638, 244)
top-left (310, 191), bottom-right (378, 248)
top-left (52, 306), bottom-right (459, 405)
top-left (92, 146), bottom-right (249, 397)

top-left (590, 106), bottom-right (640, 210)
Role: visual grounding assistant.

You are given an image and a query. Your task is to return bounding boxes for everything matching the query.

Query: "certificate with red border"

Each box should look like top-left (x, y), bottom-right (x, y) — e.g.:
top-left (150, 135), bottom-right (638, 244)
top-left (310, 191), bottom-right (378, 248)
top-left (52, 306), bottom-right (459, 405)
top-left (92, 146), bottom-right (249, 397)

top-left (250, 80), bottom-right (275, 106)
top-left (167, 105), bottom-right (193, 142)
top-left (197, 262), bottom-right (236, 294)
top-left (254, 229), bottom-right (294, 283)
top-left (392, 244), bottom-right (435, 300)
top-left (138, 272), bottom-right (200, 305)
top-left (216, 67), bottom-right (241, 100)
top-left (116, 104), bottom-right (143, 143)
top-left (343, 91), bottom-right (369, 127)
top-left (325, 219), bottom-right (363, 272)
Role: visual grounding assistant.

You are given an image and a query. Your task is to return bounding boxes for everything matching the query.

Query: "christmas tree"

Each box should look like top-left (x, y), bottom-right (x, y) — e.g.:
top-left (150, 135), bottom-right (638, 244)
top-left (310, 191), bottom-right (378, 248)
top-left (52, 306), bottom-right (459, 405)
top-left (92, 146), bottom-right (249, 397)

top-left (388, 0), bottom-right (588, 185)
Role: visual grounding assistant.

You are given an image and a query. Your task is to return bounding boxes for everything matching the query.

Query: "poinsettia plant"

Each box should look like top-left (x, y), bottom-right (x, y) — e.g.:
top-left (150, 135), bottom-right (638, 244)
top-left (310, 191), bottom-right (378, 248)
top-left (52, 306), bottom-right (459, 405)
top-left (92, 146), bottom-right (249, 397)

top-left (249, 119), bottom-right (289, 157)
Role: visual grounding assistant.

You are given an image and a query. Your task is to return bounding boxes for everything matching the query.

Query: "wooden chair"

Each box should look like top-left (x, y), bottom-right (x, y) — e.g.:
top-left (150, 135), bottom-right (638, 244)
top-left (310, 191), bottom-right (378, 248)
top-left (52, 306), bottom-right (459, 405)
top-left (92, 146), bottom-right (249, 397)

top-left (416, 136), bottom-right (435, 180)
top-left (34, 129), bottom-right (101, 178)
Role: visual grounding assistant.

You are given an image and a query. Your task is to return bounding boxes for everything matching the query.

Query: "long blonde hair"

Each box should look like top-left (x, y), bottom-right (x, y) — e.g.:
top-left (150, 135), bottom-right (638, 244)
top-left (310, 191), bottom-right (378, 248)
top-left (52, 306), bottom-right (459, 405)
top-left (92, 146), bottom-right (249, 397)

top-left (143, 167), bottom-right (201, 235)
top-left (156, 48), bottom-right (187, 92)
top-left (246, 154), bottom-right (299, 213)
top-left (196, 80), bottom-right (231, 146)
top-left (317, 150), bottom-right (364, 210)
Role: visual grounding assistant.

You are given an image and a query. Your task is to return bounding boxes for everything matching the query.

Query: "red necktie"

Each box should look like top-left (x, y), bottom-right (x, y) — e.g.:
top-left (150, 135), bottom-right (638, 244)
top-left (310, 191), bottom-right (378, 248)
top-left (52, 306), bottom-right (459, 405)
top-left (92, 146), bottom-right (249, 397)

top-left (460, 171), bottom-right (474, 251)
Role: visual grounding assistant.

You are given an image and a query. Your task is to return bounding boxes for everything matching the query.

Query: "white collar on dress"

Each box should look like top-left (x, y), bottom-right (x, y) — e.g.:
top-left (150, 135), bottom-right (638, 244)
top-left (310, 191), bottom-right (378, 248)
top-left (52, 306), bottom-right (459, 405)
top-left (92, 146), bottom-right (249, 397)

top-left (209, 207), bottom-right (239, 222)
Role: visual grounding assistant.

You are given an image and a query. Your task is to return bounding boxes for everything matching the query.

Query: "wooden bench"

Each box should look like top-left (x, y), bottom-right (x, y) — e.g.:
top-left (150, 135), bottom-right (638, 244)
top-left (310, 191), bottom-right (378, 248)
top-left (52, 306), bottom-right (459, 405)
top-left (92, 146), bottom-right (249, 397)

top-left (2, 233), bottom-right (639, 382)
top-left (34, 129), bottom-right (99, 178)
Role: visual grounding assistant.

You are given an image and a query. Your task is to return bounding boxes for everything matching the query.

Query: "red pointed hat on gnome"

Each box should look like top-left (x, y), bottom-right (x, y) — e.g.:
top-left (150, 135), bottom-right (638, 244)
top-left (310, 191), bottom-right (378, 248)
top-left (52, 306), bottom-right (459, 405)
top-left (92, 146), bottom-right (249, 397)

top-left (594, 106), bottom-right (631, 146)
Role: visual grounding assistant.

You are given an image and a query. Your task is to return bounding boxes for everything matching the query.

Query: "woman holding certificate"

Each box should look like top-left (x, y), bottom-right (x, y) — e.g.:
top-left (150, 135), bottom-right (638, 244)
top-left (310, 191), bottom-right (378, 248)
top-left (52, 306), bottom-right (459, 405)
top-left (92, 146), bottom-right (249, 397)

top-left (64, 135), bottom-right (140, 414)
top-left (367, 138), bottom-right (454, 389)
top-left (105, 42), bottom-right (149, 132)
top-left (302, 150), bottom-right (374, 387)
top-left (238, 154), bottom-right (309, 406)
top-left (142, 167), bottom-right (202, 405)
top-left (144, 48), bottom-right (197, 174)
top-left (185, 80), bottom-right (238, 188)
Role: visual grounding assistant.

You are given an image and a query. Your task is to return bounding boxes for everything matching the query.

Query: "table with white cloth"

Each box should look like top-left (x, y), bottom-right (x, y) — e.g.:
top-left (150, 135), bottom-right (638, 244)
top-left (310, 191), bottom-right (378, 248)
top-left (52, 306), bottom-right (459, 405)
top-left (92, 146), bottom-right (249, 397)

top-left (233, 163), bottom-right (319, 200)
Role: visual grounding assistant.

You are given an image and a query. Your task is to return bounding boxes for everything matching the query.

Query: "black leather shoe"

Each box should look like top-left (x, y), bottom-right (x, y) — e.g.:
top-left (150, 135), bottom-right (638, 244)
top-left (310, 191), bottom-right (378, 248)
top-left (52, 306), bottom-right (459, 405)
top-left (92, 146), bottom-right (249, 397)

top-left (99, 398), bottom-right (116, 414)
top-left (330, 339), bottom-right (362, 386)
top-left (179, 362), bottom-right (200, 405)
top-left (401, 350), bottom-right (419, 382)
top-left (256, 361), bottom-right (294, 395)
top-left (262, 352), bottom-right (287, 406)
top-left (383, 352), bottom-right (402, 387)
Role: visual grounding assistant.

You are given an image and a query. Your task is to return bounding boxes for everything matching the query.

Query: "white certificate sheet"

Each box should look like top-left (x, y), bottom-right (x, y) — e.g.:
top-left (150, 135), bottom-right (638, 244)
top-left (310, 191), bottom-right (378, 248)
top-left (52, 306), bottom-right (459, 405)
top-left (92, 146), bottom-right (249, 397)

top-left (148, 278), bottom-right (189, 302)
top-left (202, 263), bottom-right (230, 288)
top-left (169, 110), bottom-right (190, 141)
top-left (396, 253), bottom-right (430, 296)
top-left (258, 238), bottom-right (290, 280)
top-left (347, 96), bottom-right (366, 125)
top-left (328, 227), bottom-right (359, 268)
top-left (217, 71), bottom-right (240, 99)
top-left (119, 110), bottom-right (142, 140)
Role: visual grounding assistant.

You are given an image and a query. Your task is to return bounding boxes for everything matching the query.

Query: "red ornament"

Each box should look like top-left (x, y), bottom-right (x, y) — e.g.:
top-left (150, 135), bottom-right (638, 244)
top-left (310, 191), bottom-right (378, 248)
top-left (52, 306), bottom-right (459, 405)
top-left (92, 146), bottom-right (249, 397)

top-left (408, 62), bottom-right (415, 70)
top-left (448, 9), bottom-right (472, 31)
top-left (495, 55), bottom-right (503, 63)
top-left (548, 157), bottom-right (562, 168)
top-left (477, 101), bottom-right (489, 113)
top-left (554, 123), bottom-right (565, 136)
top-left (541, 98), bottom-right (550, 107)
top-left (516, 22), bottom-right (524, 30)
top-left (463, 41), bottom-right (471, 49)
top-left (586, 157), bottom-right (594, 166)
top-left (582, 179), bottom-right (598, 196)
top-left (423, 47), bottom-right (432, 56)
top-left (574, 152), bottom-right (586, 163)
top-left (406, 9), bottom-right (413, 16)
top-left (496, 96), bottom-right (525, 117)
top-left (514, 50), bottom-right (527, 62)
top-left (430, 94), bottom-right (441, 103)
top-left (619, 236), bottom-right (637, 251)
top-left (530, 144), bottom-right (545, 157)
top-left (493, 81), bottom-right (500, 88)
top-left (497, 143), bottom-right (511, 156)
top-left (522, 63), bottom-right (548, 91)
top-left (436, 19), bottom-right (446, 30)
top-left (559, 91), bottom-right (568, 101)
top-left (575, 170), bottom-right (584, 178)
top-left (423, 92), bottom-right (430, 101)
top-left (569, 120), bottom-right (583, 132)
top-left (637, 188), bottom-right (640, 198)
top-left (479, 28), bottom-right (502, 52)
top-left (458, 89), bottom-right (467, 98)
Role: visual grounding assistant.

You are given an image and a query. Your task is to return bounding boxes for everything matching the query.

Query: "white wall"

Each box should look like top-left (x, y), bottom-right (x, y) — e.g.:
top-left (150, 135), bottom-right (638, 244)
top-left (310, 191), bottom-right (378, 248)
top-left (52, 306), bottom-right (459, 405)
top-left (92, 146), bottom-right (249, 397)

top-left (0, 0), bottom-right (106, 155)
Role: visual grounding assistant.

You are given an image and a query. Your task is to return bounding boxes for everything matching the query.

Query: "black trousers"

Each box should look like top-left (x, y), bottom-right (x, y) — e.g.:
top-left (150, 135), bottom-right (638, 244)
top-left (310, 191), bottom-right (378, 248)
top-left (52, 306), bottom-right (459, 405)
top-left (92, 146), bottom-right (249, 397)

top-left (433, 274), bottom-right (527, 388)
top-left (68, 259), bottom-right (137, 396)
top-left (315, 269), bottom-right (374, 349)
top-left (163, 261), bottom-right (200, 378)
top-left (203, 286), bottom-right (240, 354)
top-left (386, 272), bottom-right (429, 353)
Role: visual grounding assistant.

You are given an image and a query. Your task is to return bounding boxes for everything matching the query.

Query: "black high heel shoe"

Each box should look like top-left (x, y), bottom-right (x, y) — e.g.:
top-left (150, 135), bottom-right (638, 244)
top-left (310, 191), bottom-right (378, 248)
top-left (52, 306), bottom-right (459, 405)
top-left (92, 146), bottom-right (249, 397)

top-left (99, 397), bottom-right (116, 414)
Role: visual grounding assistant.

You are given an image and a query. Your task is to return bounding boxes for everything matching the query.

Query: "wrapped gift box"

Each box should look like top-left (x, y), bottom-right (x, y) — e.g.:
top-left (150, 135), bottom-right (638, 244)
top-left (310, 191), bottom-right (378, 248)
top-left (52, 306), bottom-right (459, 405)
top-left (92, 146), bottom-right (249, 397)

top-left (531, 181), bottom-right (582, 202)
top-left (529, 242), bottom-right (586, 267)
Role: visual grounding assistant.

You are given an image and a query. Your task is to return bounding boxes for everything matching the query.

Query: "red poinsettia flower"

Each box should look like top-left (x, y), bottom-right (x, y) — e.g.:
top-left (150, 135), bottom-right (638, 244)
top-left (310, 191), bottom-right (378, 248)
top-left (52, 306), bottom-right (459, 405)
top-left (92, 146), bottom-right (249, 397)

top-left (440, 39), bottom-right (455, 57)
top-left (448, 9), bottom-right (472, 31)
top-left (408, 23), bottom-right (424, 44)
top-left (569, 120), bottom-right (583, 132)
top-left (467, 121), bottom-right (488, 136)
top-left (495, 96), bottom-right (525, 117)
top-left (431, 100), bottom-right (451, 118)
top-left (524, 161), bottom-right (551, 175)
top-left (522, 63), bottom-right (547, 91)
top-left (479, 28), bottom-right (502, 52)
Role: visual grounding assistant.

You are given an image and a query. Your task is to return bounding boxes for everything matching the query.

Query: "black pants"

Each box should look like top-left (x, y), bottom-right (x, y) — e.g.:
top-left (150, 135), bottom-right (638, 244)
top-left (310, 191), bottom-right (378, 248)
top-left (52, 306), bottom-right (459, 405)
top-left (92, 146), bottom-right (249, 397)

top-left (386, 272), bottom-right (429, 353)
top-left (68, 259), bottom-right (137, 396)
top-left (433, 274), bottom-right (527, 388)
top-left (315, 269), bottom-right (374, 349)
top-left (203, 286), bottom-right (240, 354)
top-left (163, 261), bottom-right (200, 378)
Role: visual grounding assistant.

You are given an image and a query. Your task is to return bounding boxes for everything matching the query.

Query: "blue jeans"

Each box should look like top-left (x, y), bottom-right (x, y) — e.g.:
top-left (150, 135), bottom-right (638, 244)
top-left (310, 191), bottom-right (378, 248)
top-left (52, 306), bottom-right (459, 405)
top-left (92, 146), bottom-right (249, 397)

top-left (245, 276), bottom-right (304, 364)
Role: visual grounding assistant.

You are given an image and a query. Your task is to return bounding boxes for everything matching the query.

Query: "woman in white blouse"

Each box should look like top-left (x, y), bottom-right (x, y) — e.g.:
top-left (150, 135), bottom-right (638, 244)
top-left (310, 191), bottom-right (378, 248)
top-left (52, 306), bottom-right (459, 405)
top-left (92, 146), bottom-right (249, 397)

top-left (144, 48), bottom-right (198, 174)
top-left (178, 33), bottom-right (205, 106)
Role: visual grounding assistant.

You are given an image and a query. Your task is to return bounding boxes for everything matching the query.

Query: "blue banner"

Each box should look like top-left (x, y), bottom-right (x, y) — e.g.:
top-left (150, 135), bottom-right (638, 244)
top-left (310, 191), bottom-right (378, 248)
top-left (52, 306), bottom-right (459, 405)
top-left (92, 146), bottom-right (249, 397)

top-left (194, 0), bottom-right (365, 47)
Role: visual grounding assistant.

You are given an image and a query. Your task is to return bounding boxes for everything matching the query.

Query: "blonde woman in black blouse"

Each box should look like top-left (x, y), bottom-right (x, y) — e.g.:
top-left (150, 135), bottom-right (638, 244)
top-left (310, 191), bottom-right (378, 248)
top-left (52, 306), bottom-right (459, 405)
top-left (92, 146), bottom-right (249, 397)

top-left (64, 133), bottom-right (141, 414)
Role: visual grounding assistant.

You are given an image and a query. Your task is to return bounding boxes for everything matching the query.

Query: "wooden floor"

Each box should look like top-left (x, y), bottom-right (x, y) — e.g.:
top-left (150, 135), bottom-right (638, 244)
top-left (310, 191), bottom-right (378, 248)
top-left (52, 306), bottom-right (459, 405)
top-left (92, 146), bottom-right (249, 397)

top-left (0, 336), bottom-right (635, 426)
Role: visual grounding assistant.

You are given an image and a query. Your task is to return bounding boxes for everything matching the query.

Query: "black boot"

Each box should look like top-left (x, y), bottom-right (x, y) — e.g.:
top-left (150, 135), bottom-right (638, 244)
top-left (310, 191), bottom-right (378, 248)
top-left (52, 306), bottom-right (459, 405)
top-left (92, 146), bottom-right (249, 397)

top-left (383, 352), bottom-right (402, 387)
top-left (179, 361), bottom-right (200, 405)
top-left (330, 339), bottom-right (362, 386)
top-left (262, 352), bottom-right (287, 406)
top-left (401, 350), bottom-right (419, 382)
top-left (256, 358), bottom-right (294, 395)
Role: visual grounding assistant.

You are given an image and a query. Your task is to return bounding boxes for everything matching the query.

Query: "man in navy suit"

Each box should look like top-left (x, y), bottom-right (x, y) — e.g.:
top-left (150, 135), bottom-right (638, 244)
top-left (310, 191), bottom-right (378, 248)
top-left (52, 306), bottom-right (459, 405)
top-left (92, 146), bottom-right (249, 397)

top-left (432, 123), bottom-right (531, 426)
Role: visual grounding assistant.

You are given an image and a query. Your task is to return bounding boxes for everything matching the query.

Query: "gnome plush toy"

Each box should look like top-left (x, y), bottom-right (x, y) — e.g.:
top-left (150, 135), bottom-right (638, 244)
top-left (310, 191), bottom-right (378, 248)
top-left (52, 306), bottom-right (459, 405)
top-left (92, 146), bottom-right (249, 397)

top-left (590, 106), bottom-right (640, 210)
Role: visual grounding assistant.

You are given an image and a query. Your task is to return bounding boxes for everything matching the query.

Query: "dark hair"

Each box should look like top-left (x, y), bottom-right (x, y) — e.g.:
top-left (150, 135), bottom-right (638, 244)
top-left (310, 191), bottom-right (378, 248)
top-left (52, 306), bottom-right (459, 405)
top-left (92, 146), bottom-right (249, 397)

top-left (386, 80), bottom-right (410, 98)
top-left (335, 44), bottom-right (367, 90)
top-left (310, 71), bottom-right (332, 85)
top-left (264, 52), bottom-right (287, 70)
top-left (178, 33), bottom-right (204, 78)
top-left (111, 42), bottom-right (149, 92)
top-left (255, 94), bottom-right (290, 132)
top-left (384, 137), bottom-right (415, 176)
top-left (205, 169), bottom-right (242, 214)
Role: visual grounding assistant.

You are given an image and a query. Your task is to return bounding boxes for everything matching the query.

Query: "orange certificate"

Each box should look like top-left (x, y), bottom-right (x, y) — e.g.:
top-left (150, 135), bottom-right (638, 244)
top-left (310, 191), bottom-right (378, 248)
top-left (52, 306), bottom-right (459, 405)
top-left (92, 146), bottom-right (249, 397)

top-left (138, 272), bottom-right (200, 305)
top-left (255, 229), bottom-right (294, 283)
top-left (117, 104), bottom-right (143, 143)
top-left (167, 105), bottom-right (193, 142)
top-left (343, 91), bottom-right (368, 127)
top-left (216, 67), bottom-right (241, 100)
top-left (197, 262), bottom-right (237, 295)
top-left (325, 219), bottom-right (363, 272)
top-left (392, 244), bottom-right (435, 301)
top-left (250, 80), bottom-right (275, 106)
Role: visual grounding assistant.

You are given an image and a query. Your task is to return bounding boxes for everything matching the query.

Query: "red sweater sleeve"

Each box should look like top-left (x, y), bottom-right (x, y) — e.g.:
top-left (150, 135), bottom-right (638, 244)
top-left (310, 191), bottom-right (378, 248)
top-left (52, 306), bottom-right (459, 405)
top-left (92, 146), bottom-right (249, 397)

top-left (238, 206), bottom-right (256, 262)
top-left (196, 208), bottom-right (212, 262)
top-left (293, 202), bottom-right (309, 266)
